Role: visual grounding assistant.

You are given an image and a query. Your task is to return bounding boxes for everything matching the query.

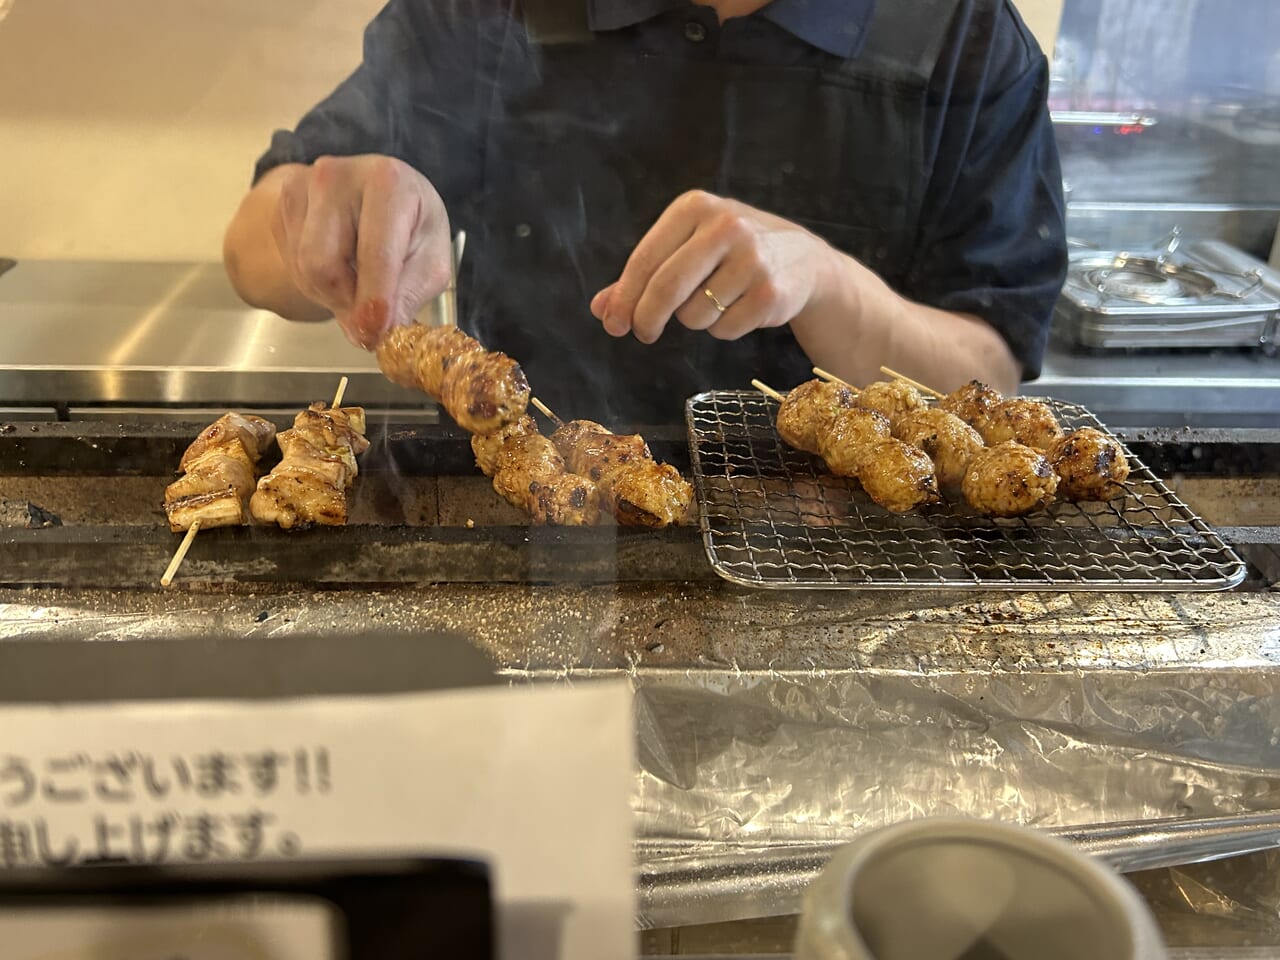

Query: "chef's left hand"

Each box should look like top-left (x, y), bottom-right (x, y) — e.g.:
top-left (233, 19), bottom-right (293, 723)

top-left (590, 190), bottom-right (840, 343)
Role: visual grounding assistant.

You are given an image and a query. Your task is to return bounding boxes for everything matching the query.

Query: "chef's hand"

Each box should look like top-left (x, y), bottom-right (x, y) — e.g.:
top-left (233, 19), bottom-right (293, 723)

top-left (589, 190), bottom-right (841, 344)
top-left (264, 155), bottom-right (454, 348)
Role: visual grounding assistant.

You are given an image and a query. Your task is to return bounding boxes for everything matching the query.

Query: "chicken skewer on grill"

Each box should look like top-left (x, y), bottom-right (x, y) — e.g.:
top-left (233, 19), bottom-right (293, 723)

top-left (490, 432), bottom-right (603, 525)
top-left (881, 366), bottom-right (1128, 501)
top-left (250, 400), bottom-right (369, 529)
top-left (549, 418), bottom-right (693, 528)
top-left (163, 412), bottom-right (278, 533)
top-left (375, 323), bottom-right (530, 435)
top-left (928, 375), bottom-right (1064, 453)
top-left (758, 379), bottom-right (940, 513)
top-left (813, 368), bottom-right (984, 491)
top-left (161, 411), bottom-right (279, 586)
top-left (469, 407), bottom-right (603, 525)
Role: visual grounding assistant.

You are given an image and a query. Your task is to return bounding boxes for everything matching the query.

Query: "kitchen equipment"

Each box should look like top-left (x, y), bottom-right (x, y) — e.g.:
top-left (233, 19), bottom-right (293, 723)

top-left (1054, 231), bottom-right (1280, 351)
top-left (684, 390), bottom-right (1245, 592)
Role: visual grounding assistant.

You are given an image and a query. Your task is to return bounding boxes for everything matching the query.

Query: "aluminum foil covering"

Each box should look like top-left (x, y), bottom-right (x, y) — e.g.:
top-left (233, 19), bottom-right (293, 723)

top-left (2, 586), bottom-right (1280, 937)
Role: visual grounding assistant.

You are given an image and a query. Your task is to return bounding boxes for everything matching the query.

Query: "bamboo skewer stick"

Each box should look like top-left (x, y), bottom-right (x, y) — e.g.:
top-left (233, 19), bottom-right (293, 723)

top-left (810, 366), bottom-right (858, 393)
top-left (879, 365), bottom-right (944, 399)
top-left (750, 379), bottom-right (786, 402)
top-left (530, 396), bottom-right (563, 427)
top-left (160, 519), bottom-right (200, 588)
top-left (331, 375), bottom-right (349, 409)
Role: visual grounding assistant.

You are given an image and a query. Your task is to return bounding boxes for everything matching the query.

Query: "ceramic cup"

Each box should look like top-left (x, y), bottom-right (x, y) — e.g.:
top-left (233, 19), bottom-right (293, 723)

top-left (794, 818), bottom-right (1167, 960)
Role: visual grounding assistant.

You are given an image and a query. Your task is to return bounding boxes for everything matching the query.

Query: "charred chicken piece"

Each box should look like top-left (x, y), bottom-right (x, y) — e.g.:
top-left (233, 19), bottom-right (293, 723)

top-left (374, 323), bottom-right (529, 434)
top-left (1049, 427), bottom-right (1130, 502)
top-left (414, 325), bottom-right (484, 398)
top-left (939, 379), bottom-right (1001, 429)
top-left (857, 438), bottom-right (941, 513)
top-left (816, 407), bottom-right (892, 478)
top-left (375, 323), bottom-right (429, 389)
top-left (439, 349), bottom-right (531, 435)
top-left (550, 419), bottom-right (692, 528)
top-left (894, 407), bottom-right (984, 489)
top-left (962, 440), bottom-right (1058, 517)
top-left (164, 412), bottom-right (277, 532)
top-left (856, 380), bottom-right (927, 427)
top-left (177, 412), bottom-right (276, 472)
top-left (776, 379), bottom-right (858, 454)
top-left (472, 414), bottom-right (537, 478)
top-left (250, 402), bottom-right (368, 529)
top-left (979, 397), bottom-right (1064, 452)
top-left (491, 433), bottom-right (602, 525)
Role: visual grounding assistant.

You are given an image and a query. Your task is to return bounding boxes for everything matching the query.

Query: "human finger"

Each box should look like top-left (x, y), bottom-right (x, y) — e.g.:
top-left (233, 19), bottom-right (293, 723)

top-left (605, 190), bottom-right (718, 335)
top-left (705, 277), bottom-right (787, 341)
top-left (350, 163), bottom-right (441, 347)
top-left (672, 255), bottom-right (753, 333)
top-left (291, 166), bottom-right (359, 313)
top-left (629, 215), bottom-right (743, 343)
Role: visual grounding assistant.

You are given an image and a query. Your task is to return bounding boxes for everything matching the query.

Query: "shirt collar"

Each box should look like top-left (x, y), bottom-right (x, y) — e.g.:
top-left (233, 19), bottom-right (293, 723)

top-left (587, 0), bottom-right (876, 59)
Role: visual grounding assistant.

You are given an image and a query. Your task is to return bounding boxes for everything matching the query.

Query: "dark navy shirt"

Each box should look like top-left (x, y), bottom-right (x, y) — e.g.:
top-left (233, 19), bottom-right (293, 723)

top-left (256, 0), bottom-right (1066, 423)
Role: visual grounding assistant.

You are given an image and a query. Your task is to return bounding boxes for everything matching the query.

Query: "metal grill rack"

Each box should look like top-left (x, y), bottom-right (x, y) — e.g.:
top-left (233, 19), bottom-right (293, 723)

top-left (685, 391), bottom-right (1247, 591)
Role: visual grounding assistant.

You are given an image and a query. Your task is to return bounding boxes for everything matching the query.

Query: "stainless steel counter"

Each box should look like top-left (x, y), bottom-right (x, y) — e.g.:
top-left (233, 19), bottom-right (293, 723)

top-left (0, 259), bottom-right (1277, 428)
top-left (1037, 341), bottom-right (1280, 428)
top-left (0, 260), bottom-right (419, 410)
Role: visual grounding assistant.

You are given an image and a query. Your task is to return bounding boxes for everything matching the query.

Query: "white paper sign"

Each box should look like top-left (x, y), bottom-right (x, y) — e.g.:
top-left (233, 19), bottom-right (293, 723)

top-left (0, 683), bottom-right (635, 960)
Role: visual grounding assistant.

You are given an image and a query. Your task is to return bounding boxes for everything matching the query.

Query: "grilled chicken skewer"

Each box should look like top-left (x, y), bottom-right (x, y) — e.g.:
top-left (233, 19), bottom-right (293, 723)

top-left (376, 323), bottom-right (530, 434)
top-left (549, 419), bottom-right (693, 528)
top-left (491, 433), bottom-right (602, 525)
top-left (250, 402), bottom-right (369, 529)
top-left (759, 379), bottom-right (940, 513)
top-left (164, 412), bottom-right (277, 532)
top-left (469, 411), bottom-right (603, 525)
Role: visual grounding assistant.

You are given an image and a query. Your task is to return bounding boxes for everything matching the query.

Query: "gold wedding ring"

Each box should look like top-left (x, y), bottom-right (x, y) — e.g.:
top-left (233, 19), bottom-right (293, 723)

top-left (704, 288), bottom-right (728, 313)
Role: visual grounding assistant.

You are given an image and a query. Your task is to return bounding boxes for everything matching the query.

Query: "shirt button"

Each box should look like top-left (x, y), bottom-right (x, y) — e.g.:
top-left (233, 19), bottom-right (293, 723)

top-left (515, 223), bottom-right (532, 239)
top-left (684, 20), bottom-right (707, 42)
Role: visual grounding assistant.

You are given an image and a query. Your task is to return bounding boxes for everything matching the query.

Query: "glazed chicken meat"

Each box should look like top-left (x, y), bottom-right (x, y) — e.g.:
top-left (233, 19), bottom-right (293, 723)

top-left (250, 402), bottom-right (369, 529)
top-left (1049, 427), bottom-right (1130, 501)
top-left (893, 407), bottom-right (984, 489)
top-left (815, 407), bottom-right (891, 479)
top-left (855, 380), bottom-right (927, 427)
top-left (164, 413), bottom-right (277, 532)
top-left (550, 419), bottom-right (693, 528)
top-left (375, 323), bottom-right (529, 434)
top-left (776, 379), bottom-right (858, 455)
top-left (857, 438), bottom-right (942, 513)
top-left (978, 397), bottom-right (1064, 452)
top-left (939, 379), bottom-right (1001, 429)
top-left (472, 414), bottom-right (537, 478)
top-left (491, 433), bottom-right (602, 525)
top-left (962, 441), bottom-right (1059, 517)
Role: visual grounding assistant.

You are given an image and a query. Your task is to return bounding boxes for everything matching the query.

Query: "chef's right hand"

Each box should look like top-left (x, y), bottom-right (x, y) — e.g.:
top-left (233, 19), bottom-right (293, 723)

top-left (270, 155), bottom-right (454, 349)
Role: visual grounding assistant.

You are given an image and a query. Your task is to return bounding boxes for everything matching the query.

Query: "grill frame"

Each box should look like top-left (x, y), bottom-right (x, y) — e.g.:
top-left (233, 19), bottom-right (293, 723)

top-left (685, 390), bottom-right (1247, 592)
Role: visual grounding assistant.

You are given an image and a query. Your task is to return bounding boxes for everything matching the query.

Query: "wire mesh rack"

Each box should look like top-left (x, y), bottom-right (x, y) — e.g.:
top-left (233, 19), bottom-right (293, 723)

top-left (685, 390), bottom-right (1247, 591)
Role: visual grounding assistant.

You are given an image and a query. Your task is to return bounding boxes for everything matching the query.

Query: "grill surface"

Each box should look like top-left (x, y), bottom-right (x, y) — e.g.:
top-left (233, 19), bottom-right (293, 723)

top-left (686, 390), bottom-right (1247, 591)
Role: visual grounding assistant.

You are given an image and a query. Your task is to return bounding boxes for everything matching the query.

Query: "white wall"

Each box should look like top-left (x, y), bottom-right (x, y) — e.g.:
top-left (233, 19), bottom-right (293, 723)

top-left (0, 0), bottom-right (1062, 262)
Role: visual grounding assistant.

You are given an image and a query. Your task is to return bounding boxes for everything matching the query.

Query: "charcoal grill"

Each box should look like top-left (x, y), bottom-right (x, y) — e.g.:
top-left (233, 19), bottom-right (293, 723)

top-left (0, 418), bottom-right (708, 588)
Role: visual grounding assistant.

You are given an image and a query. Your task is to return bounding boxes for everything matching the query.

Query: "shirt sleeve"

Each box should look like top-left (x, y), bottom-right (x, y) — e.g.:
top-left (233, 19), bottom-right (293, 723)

top-left (906, 0), bottom-right (1067, 382)
top-left (251, 0), bottom-right (489, 215)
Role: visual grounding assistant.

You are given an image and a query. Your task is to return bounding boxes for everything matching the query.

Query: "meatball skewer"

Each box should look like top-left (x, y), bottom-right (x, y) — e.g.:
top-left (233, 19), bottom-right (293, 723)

top-left (757, 378), bottom-right (940, 513)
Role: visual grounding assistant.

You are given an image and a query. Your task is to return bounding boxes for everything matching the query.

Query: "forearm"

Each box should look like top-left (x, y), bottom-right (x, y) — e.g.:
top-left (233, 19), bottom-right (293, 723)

top-left (222, 164), bottom-right (330, 323)
top-left (790, 253), bottom-right (1022, 396)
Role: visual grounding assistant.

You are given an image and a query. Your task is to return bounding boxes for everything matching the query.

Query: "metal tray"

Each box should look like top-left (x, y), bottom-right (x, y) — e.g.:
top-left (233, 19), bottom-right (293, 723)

top-left (685, 390), bottom-right (1247, 591)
